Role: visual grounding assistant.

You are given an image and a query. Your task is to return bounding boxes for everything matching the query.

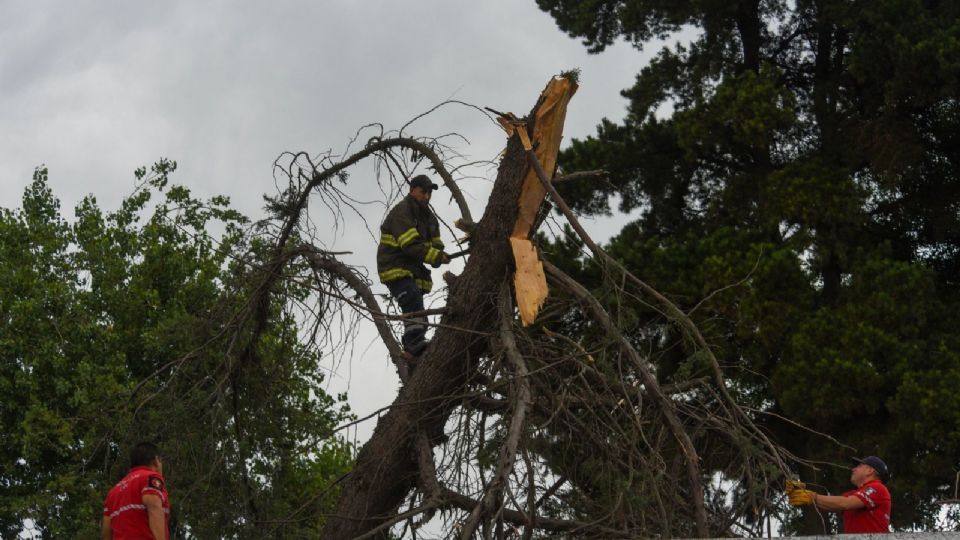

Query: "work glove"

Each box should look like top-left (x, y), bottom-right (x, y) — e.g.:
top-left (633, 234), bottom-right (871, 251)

top-left (789, 489), bottom-right (816, 506)
top-left (785, 480), bottom-right (816, 507)
top-left (430, 252), bottom-right (451, 269)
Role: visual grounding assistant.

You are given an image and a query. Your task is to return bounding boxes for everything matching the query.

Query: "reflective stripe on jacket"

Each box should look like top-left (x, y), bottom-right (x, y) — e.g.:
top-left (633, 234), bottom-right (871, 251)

top-left (377, 195), bottom-right (443, 292)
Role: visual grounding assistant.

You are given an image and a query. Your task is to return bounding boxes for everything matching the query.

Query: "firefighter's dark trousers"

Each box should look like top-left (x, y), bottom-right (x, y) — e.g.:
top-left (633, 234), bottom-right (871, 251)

top-left (386, 277), bottom-right (428, 355)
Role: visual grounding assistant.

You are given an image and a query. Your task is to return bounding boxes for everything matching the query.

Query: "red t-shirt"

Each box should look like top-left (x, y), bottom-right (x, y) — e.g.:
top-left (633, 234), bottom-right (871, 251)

top-left (103, 466), bottom-right (170, 539)
top-left (842, 479), bottom-right (890, 533)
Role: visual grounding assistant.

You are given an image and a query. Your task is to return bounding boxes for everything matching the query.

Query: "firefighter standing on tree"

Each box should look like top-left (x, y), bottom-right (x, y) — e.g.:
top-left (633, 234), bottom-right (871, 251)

top-left (787, 455), bottom-right (892, 534)
top-left (102, 442), bottom-right (170, 540)
top-left (378, 175), bottom-right (451, 356)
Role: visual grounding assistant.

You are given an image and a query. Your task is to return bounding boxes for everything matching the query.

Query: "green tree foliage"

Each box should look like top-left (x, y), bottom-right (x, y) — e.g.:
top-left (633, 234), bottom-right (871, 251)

top-left (536, 0), bottom-right (960, 531)
top-left (0, 163), bottom-right (352, 538)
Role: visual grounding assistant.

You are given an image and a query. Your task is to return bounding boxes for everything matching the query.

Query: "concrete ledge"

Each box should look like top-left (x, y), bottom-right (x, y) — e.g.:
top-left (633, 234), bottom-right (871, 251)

top-left (759, 534), bottom-right (960, 540)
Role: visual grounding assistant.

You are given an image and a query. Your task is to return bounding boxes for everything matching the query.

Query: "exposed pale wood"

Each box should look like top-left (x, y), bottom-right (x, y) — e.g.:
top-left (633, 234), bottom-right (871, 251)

top-left (507, 76), bottom-right (577, 326)
top-left (510, 237), bottom-right (548, 326)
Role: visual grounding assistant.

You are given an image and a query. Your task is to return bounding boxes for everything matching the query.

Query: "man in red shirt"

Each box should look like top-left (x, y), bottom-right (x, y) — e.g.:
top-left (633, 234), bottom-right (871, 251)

top-left (788, 455), bottom-right (891, 533)
top-left (101, 442), bottom-right (170, 539)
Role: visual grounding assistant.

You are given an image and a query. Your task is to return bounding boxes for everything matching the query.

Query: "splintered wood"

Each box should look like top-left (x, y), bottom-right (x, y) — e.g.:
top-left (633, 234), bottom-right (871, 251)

top-left (502, 76), bottom-right (578, 326)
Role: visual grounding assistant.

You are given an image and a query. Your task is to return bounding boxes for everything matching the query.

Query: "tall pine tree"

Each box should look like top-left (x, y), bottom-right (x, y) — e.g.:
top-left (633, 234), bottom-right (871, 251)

top-left (537, 0), bottom-right (960, 531)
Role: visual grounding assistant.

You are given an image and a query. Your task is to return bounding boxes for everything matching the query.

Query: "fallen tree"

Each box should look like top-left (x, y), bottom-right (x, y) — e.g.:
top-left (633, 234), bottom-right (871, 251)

top-left (235, 74), bottom-right (806, 538)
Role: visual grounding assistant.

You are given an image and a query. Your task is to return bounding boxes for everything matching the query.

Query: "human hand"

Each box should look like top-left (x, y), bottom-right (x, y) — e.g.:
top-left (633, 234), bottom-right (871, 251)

top-left (788, 489), bottom-right (816, 506)
top-left (430, 252), bottom-right (451, 269)
top-left (786, 479), bottom-right (816, 506)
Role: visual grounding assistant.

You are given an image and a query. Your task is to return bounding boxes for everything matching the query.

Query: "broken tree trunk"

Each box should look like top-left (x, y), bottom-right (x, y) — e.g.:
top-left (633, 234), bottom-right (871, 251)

top-left (319, 78), bottom-right (572, 539)
top-left (232, 72), bottom-right (805, 538)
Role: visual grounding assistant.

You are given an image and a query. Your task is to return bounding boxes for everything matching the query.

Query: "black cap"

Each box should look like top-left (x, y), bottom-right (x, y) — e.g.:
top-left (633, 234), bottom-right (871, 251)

top-left (854, 456), bottom-right (889, 480)
top-left (409, 175), bottom-right (439, 191)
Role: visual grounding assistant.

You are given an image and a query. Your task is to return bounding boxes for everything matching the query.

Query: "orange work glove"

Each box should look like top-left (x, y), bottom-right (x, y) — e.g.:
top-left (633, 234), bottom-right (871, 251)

top-left (785, 480), bottom-right (816, 506)
top-left (789, 489), bottom-right (816, 506)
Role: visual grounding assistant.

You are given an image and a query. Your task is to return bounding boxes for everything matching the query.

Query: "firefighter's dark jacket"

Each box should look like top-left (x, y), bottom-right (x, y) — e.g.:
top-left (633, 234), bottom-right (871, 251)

top-left (377, 195), bottom-right (444, 292)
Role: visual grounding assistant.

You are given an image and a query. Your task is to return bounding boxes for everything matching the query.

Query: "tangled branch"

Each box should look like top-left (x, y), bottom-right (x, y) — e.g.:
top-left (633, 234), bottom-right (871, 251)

top-left (207, 96), bottom-right (817, 538)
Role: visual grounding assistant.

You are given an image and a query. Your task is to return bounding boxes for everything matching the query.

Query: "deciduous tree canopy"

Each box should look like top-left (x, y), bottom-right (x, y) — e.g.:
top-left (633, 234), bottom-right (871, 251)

top-left (0, 163), bottom-right (352, 538)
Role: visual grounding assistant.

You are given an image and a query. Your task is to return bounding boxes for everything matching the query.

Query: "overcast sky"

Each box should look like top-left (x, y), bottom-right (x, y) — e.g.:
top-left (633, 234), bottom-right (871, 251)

top-left (1, 1), bottom-right (659, 443)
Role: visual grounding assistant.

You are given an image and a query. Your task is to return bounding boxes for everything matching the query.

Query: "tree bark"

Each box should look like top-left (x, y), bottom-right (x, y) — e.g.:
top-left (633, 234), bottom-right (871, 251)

top-left (319, 87), bottom-right (546, 539)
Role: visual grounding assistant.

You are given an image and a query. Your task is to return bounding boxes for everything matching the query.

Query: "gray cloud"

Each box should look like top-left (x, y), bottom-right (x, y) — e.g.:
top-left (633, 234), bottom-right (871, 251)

top-left (0, 0), bottom-right (653, 441)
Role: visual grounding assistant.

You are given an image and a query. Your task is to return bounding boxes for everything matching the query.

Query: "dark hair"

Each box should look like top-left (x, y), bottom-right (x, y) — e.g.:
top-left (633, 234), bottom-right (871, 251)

top-left (130, 441), bottom-right (162, 468)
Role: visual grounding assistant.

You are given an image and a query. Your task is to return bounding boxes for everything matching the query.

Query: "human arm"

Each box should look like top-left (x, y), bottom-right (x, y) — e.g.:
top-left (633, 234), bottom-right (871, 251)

top-left (383, 204), bottom-right (444, 265)
top-left (427, 216), bottom-right (449, 266)
top-left (431, 251), bottom-right (451, 267)
top-left (810, 492), bottom-right (867, 512)
top-left (100, 515), bottom-right (112, 540)
top-left (788, 482), bottom-right (866, 512)
top-left (143, 493), bottom-right (166, 539)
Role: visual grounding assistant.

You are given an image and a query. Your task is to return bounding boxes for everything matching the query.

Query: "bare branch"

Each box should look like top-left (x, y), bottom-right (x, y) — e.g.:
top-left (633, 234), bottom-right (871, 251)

top-left (297, 244), bottom-right (412, 382)
top-left (277, 137), bottom-right (474, 252)
top-left (543, 260), bottom-right (710, 536)
top-left (439, 487), bottom-right (631, 538)
top-left (459, 283), bottom-right (533, 539)
top-left (526, 145), bottom-right (792, 478)
top-left (552, 169), bottom-right (609, 183)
